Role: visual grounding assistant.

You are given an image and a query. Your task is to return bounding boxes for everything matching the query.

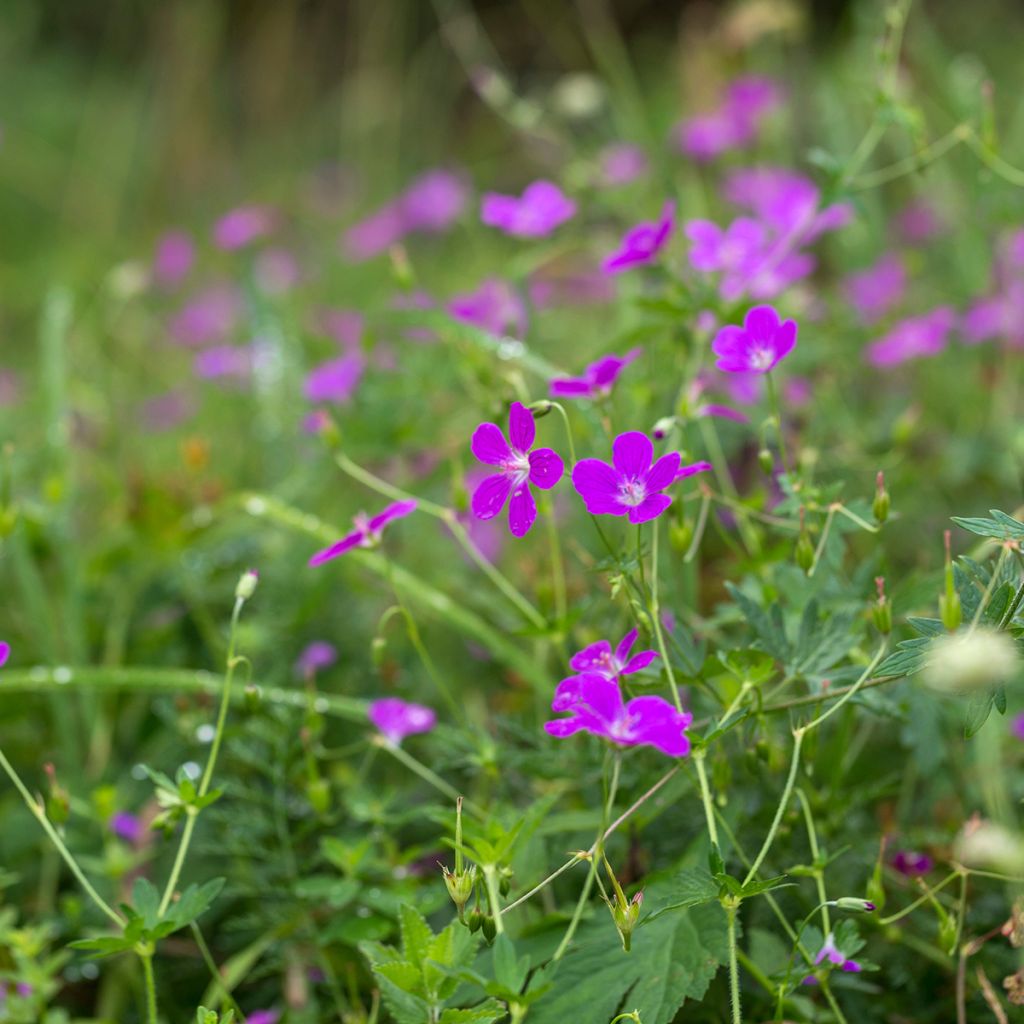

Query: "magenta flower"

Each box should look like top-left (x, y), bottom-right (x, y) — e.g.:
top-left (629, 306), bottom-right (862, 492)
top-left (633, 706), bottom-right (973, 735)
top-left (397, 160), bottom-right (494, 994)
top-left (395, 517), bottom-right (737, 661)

top-left (0, 642), bottom-right (9, 667)
top-left (344, 203), bottom-right (406, 261)
top-left (676, 76), bottom-right (781, 161)
top-left (400, 169), bottom-right (469, 233)
top-left (811, 932), bottom-right (862, 973)
top-left (304, 353), bottom-right (365, 405)
top-left (712, 306), bottom-right (797, 374)
top-left (863, 307), bottom-right (956, 367)
top-left (550, 348), bottom-right (641, 399)
top-left (963, 281), bottom-right (1024, 348)
top-left (598, 143), bottom-right (649, 187)
top-left (569, 628), bottom-right (658, 681)
top-left (169, 286), bottom-right (242, 347)
top-left (891, 850), bottom-right (933, 876)
top-left (686, 218), bottom-right (766, 275)
top-left (449, 279), bottom-right (527, 338)
top-left (296, 642), bottom-right (338, 676)
top-left (844, 254), bottom-right (906, 324)
top-left (544, 673), bottom-right (692, 757)
top-left (470, 402), bottom-right (564, 538)
top-left (309, 500), bottom-right (417, 566)
top-left (896, 199), bottom-right (945, 245)
top-left (724, 168), bottom-right (851, 240)
top-left (675, 461), bottom-right (712, 483)
top-left (602, 202), bottom-right (675, 274)
top-left (315, 308), bottom-right (365, 350)
top-left (571, 432), bottom-right (684, 524)
top-left (368, 697), bottom-right (437, 745)
top-left (213, 205), bottom-right (275, 250)
top-left (245, 1011), bottom-right (281, 1024)
top-left (194, 343), bottom-right (265, 382)
top-left (481, 180), bottom-right (576, 238)
top-left (1011, 713), bottom-right (1024, 740)
top-left (109, 811), bottom-right (143, 843)
top-left (152, 231), bottom-right (195, 289)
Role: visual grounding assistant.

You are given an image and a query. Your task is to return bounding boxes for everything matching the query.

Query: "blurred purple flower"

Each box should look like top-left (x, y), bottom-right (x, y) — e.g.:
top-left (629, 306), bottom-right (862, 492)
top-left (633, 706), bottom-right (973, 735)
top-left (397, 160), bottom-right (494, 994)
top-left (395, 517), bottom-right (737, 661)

top-left (1011, 713), bottom-right (1024, 740)
top-left (169, 286), bottom-right (242, 347)
top-left (152, 231), bottom-right (195, 289)
top-left (550, 349), bottom-right (641, 399)
top-left (255, 247), bottom-right (302, 294)
top-left (864, 307), bottom-right (956, 367)
top-left (194, 344), bottom-right (262, 381)
top-left (141, 391), bottom-right (194, 432)
top-left (0, 641), bottom-right (9, 667)
top-left (401, 169), bottom-right (469, 233)
top-left (896, 199), bottom-right (945, 245)
top-left (724, 167), bottom-right (852, 241)
top-left (963, 281), bottom-right (1024, 348)
top-left (686, 218), bottom-right (766, 275)
top-left (213, 205), bottom-right (275, 250)
top-left (891, 849), bottom-right (933, 876)
top-left (0, 369), bottom-right (21, 407)
top-left (783, 375), bottom-right (812, 407)
top-left (449, 279), bottom-right (527, 338)
top-left (572, 432), bottom-right (685, 524)
top-left (109, 811), bottom-right (143, 843)
top-left (544, 673), bottom-right (692, 757)
top-left (368, 697), bottom-right (436, 745)
top-left (811, 933), bottom-right (861, 974)
top-left (844, 254), bottom-right (906, 324)
top-left (470, 402), bottom-right (564, 538)
top-left (304, 353), bottom-right (365, 404)
top-left (570, 628), bottom-right (658, 681)
top-left (344, 203), bottom-right (406, 261)
top-left (598, 143), bottom-right (649, 187)
top-left (309, 500), bottom-right (417, 566)
top-left (315, 308), bottom-right (364, 350)
top-left (676, 75), bottom-right (781, 161)
top-left (246, 1011), bottom-right (280, 1024)
top-left (296, 642), bottom-right (337, 676)
top-left (481, 180), bottom-right (576, 238)
top-left (603, 202), bottom-right (675, 274)
top-left (712, 306), bottom-right (797, 374)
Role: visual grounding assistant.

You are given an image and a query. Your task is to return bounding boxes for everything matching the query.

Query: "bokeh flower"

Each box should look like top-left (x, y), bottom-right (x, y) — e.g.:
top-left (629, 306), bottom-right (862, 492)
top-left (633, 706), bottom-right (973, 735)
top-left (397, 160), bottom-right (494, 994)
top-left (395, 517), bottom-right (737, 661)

top-left (0, 642), bottom-right (9, 667)
top-left (368, 697), bottom-right (437, 745)
top-left (863, 307), bottom-right (956, 367)
top-left (481, 180), bottom-right (576, 237)
top-left (213, 205), bottom-right (275, 250)
top-left (152, 231), bottom-right (195, 288)
top-left (109, 811), bottom-right (144, 843)
top-left (891, 850), bottom-right (933, 876)
top-left (711, 306), bottom-right (797, 374)
top-left (844, 254), bottom-right (906, 324)
top-left (309, 500), bottom-right (417, 566)
top-left (550, 349), bottom-right (641, 399)
top-left (602, 202), bottom-right (675, 274)
top-left (449, 279), bottom-right (527, 338)
top-left (304, 354), bottom-right (365, 405)
top-left (296, 642), bottom-right (338, 676)
top-left (598, 143), bottom-right (649, 187)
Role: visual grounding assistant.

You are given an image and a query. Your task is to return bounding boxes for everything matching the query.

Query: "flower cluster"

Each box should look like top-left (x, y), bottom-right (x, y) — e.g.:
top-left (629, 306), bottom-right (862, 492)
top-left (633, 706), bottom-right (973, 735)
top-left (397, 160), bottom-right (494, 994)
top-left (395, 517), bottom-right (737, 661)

top-left (676, 76), bottom-right (782, 161)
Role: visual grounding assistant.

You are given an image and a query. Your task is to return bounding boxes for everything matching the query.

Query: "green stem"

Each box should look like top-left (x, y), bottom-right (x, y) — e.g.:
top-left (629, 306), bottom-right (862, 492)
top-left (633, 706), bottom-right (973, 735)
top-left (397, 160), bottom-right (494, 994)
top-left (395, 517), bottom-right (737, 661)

top-left (834, 503), bottom-right (880, 533)
top-left (190, 922), bottom-right (243, 1019)
top-left (684, 491), bottom-right (712, 563)
top-left (692, 750), bottom-right (719, 848)
top-left (549, 401), bottom-right (578, 466)
top-left (764, 372), bottom-right (791, 480)
top-left (380, 739), bottom-right (484, 818)
top-left (801, 643), bottom-right (888, 734)
top-left (807, 505), bottom-right (836, 578)
top-left (483, 866), bottom-right (506, 935)
top-left (0, 746), bottom-right (124, 927)
top-left (796, 788), bottom-right (830, 935)
top-left (650, 519), bottom-right (682, 711)
top-left (727, 903), bottom-right (742, 1024)
top-left (698, 418), bottom-right (760, 556)
top-left (139, 950), bottom-right (158, 1024)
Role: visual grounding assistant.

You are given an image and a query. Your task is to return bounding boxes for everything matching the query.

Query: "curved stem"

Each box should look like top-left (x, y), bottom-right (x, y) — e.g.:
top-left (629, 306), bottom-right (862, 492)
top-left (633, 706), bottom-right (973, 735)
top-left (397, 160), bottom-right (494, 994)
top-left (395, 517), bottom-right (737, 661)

top-left (379, 739), bottom-right (485, 818)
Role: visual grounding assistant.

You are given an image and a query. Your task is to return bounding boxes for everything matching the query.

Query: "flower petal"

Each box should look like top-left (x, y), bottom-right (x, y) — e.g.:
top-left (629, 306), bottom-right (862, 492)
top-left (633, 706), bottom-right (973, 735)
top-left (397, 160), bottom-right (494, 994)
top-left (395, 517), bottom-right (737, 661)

top-left (508, 401), bottom-right (536, 453)
top-left (675, 460), bottom-right (713, 481)
top-left (744, 305), bottom-right (781, 343)
top-left (544, 717), bottom-right (587, 738)
top-left (367, 499), bottom-right (418, 533)
top-left (612, 431), bottom-right (653, 479)
top-left (773, 318), bottom-right (798, 362)
top-left (549, 377), bottom-right (592, 398)
top-left (528, 447), bottom-right (564, 489)
top-left (308, 530), bottom-right (364, 566)
top-left (570, 641), bottom-right (614, 675)
top-left (623, 696), bottom-right (691, 756)
top-left (628, 493), bottom-right (672, 524)
top-left (614, 629), bottom-right (638, 665)
top-left (471, 473), bottom-right (513, 520)
top-left (644, 452), bottom-right (682, 492)
top-left (471, 422), bottom-right (512, 465)
top-left (572, 459), bottom-right (624, 514)
top-left (620, 650), bottom-right (658, 675)
top-left (507, 482), bottom-right (537, 537)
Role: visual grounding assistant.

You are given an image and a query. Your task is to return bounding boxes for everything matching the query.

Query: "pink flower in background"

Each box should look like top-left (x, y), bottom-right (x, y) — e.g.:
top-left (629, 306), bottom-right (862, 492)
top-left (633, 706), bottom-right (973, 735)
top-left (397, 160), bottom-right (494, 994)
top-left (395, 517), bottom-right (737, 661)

top-left (169, 286), bottom-right (242, 347)
top-left (544, 673), bottom-right (692, 757)
top-left (304, 354), bottom-right (365, 404)
top-left (598, 143), bottom-right (649, 187)
top-left (0, 369), bottom-right (21, 407)
top-left (109, 811), bottom-right (143, 843)
top-left (368, 697), bottom-right (436, 745)
top-left (686, 218), bottom-right (766, 275)
top-left (315, 308), bottom-right (365, 349)
top-left (481, 180), bottom-right (576, 237)
top-left (213, 205), bottom-right (275, 250)
top-left (864, 307), bottom-right (956, 367)
top-left (255, 247), bottom-right (301, 294)
top-left (344, 203), bottom-right (406, 261)
top-left (963, 281), bottom-right (1024, 349)
top-left (896, 199), bottom-right (945, 245)
top-left (296, 641), bottom-right (337, 676)
top-left (152, 231), bottom-right (195, 288)
top-left (1011, 713), bottom-right (1024, 740)
top-left (0, 642), bottom-right (9, 667)
top-left (527, 269), bottom-right (614, 309)
top-left (245, 1011), bottom-right (281, 1024)
top-left (400, 169), bottom-right (469, 232)
top-left (712, 306), bottom-right (797, 374)
top-left (470, 402), bottom-right (564, 538)
top-left (459, 469), bottom-right (505, 564)
top-left (572, 432), bottom-right (685, 524)
top-left (724, 167), bottom-right (852, 240)
top-left (676, 75), bottom-right (781, 161)
top-left (891, 850), bottom-right (933, 876)
top-left (194, 344), bottom-right (263, 381)
top-left (309, 500), bottom-right (417, 566)
top-left (569, 628), bottom-right (658, 681)
top-left (550, 349), bottom-right (641, 399)
top-left (449, 279), bottom-right (527, 338)
top-left (844, 254), bottom-right (906, 324)
top-left (603, 202), bottom-right (675, 273)
top-left (784, 375), bottom-right (812, 407)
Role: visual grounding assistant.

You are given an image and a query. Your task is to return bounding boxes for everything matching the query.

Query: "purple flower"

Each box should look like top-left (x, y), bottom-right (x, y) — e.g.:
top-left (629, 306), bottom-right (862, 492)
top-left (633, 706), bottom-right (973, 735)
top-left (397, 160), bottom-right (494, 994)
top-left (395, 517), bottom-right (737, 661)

top-left (194, 344), bottom-right (264, 382)
top-left (963, 281), bottom-right (1024, 348)
top-left (296, 642), bottom-right (338, 676)
top-left (571, 432), bottom-right (687, 524)
top-left (400, 169), bottom-right (469, 233)
top-left (481, 180), bottom-right (576, 238)
top-left (368, 697), bottom-right (437, 745)
top-left (213, 205), bottom-right (275, 250)
top-left (712, 306), bottom-right (797, 374)
top-left (528, 270), bottom-right (614, 309)
top-left (246, 1011), bottom-right (281, 1024)
top-left (603, 202), bottom-right (675, 274)
top-left (844, 254), bottom-right (906, 324)
top-left (811, 932), bottom-right (861, 973)
top-left (0, 641), bottom-right (9, 667)
top-left (109, 811), bottom-right (143, 843)
top-left (309, 500), bottom-right (417, 566)
top-left (891, 850), bottom-right (934, 876)
top-left (544, 673), bottom-right (692, 757)
top-left (569, 628), bottom-right (658, 681)
top-left (304, 354), bottom-right (365, 405)
top-left (686, 218), bottom-right (766, 275)
top-left (449, 279), bottom-right (527, 338)
top-left (598, 143), bottom-right (649, 187)
top-left (344, 203), bottom-right (406, 261)
top-left (470, 402), bottom-right (564, 538)
top-left (550, 349), bottom-right (641, 399)
top-left (896, 200), bottom-right (944, 245)
top-left (1011, 713), bottom-right (1024, 740)
top-left (675, 76), bottom-right (781, 161)
top-left (864, 307), bottom-right (956, 367)
top-left (152, 231), bottom-right (195, 288)
top-left (169, 286), bottom-right (242, 347)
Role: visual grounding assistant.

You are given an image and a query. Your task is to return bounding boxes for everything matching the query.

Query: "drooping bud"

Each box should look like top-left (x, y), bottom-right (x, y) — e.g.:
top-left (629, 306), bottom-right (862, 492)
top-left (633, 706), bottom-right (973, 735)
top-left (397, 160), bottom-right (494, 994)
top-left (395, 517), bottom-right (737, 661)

top-left (498, 865), bottom-right (513, 898)
top-left (795, 529), bottom-right (815, 574)
top-left (652, 416), bottom-right (676, 442)
top-left (528, 400), bottom-right (554, 418)
top-left (467, 907), bottom-right (484, 933)
top-left (938, 531), bottom-right (962, 632)
top-left (872, 471), bottom-right (890, 523)
top-left (481, 913), bottom-right (497, 942)
top-left (758, 447), bottom-right (775, 475)
top-left (832, 897), bottom-right (877, 913)
top-left (866, 836), bottom-right (887, 913)
top-left (235, 569), bottom-right (259, 601)
top-left (872, 577), bottom-right (892, 635)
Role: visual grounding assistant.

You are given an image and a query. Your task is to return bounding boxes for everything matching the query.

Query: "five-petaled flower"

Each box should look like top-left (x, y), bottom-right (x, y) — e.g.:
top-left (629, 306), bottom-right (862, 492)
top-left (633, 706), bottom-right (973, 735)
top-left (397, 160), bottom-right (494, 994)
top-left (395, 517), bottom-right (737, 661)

top-left (368, 697), bottom-right (437, 745)
top-left (549, 349), bottom-right (642, 400)
top-left (309, 500), bottom-right (417, 566)
top-left (712, 305), bottom-right (798, 374)
top-left (544, 673), bottom-right (692, 757)
top-left (481, 180), bottom-right (577, 238)
top-left (801, 932), bottom-right (862, 984)
top-left (569, 628), bottom-right (658, 681)
top-left (471, 402), bottom-right (564, 538)
top-left (603, 202), bottom-right (675, 274)
top-left (572, 431), bottom-right (705, 524)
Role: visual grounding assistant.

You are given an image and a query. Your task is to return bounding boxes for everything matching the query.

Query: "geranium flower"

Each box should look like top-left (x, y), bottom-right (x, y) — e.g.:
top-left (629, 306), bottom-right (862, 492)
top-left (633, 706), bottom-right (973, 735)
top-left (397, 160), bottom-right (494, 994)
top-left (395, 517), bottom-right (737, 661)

top-left (572, 431), bottom-right (705, 524)
top-left (400, 169), bottom-right (469, 233)
top-left (527, 270), bottom-right (614, 309)
top-left (109, 811), bottom-right (143, 843)
top-left (470, 402), bottom-right (564, 538)
top-left (309, 500), bottom-right (417, 566)
top-left (169, 285), bottom-right (242, 347)
top-left (213, 205), bottom-right (275, 250)
top-left (569, 628), bottom-right (658, 681)
top-left (368, 697), bottom-right (436, 745)
top-left (598, 143), bottom-right (649, 187)
top-left (550, 349), bottom-right (641, 399)
top-left (304, 353), bottom-right (365, 404)
top-left (809, 932), bottom-right (862, 974)
top-left (245, 1011), bottom-right (281, 1024)
top-left (844, 254), bottom-right (906, 324)
top-left (449, 279), bottom-right (527, 338)
top-left (891, 850), bottom-right (933, 876)
top-left (544, 673), bottom-right (692, 757)
top-left (295, 642), bottom-right (338, 676)
top-left (602, 202), bottom-right (675, 274)
top-left (1012, 713), bottom-right (1024, 740)
top-left (686, 218), bottom-right (766, 275)
top-left (676, 76), bottom-right (781, 161)
top-left (863, 307), bottom-right (956, 367)
top-left (152, 231), bottom-right (194, 289)
top-left (481, 180), bottom-right (576, 237)
top-left (0, 641), bottom-right (9, 667)
top-left (712, 306), bottom-right (798, 374)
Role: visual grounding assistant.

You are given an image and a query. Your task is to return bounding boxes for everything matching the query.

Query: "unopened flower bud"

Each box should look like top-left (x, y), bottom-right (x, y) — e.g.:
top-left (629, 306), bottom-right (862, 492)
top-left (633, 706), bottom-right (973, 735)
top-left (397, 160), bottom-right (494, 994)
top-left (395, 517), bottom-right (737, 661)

top-left (235, 569), bottom-right (259, 601)
top-left (872, 471), bottom-right (890, 523)
top-left (528, 401), bottom-right (553, 418)
top-left (442, 865), bottom-right (476, 921)
top-left (467, 907), bottom-right (484, 933)
top-left (758, 448), bottom-right (775, 475)
top-left (244, 683), bottom-right (262, 711)
top-left (833, 897), bottom-right (876, 913)
top-left (481, 914), bottom-right (497, 942)
top-left (652, 416), bottom-right (676, 441)
top-left (872, 577), bottom-right (892, 635)
top-left (371, 636), bottom-right (388, 670)
top-left (939, 530), bottom-right (961, 631)
top-left (795, 532), bottom-right (815, 573)
top-left (498, 865), bottom-right (513, 897)
top-left (608, 890), bottom-right (643, 952)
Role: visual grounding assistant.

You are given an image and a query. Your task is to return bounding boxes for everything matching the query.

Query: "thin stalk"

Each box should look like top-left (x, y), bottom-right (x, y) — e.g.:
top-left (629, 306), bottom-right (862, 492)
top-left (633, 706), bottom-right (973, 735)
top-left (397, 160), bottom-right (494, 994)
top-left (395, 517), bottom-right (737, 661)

top-left (483, 867), bottom-right (506, 935)
top-left (698, 418), bottom-right (760, 556)
top-left (692, 751), bottom-right (719, 848)
top-left (796, 788), bottom-right (830, 935)
top-left (834, 503), bottom-right (880, 533)
top-left (650, 519), bottom-right (682, 711)
top-left (139, 950), bottom-right (158, 1024)
top-left (380, 739), bottom-right (484, 818)
top-left (877, 872), bottom-right (959, 925)
top-left (190, 922), bottom-right (244, 1019)
top-left (801, 644), bottom-right (888, 734)
top-left (727, 903), bottom-right (742, 1024)
top-left (764, 372), bottom-right (791, 479)
top-left (684, 491), bottom-right (712, 563)
top-left (807, 505), bottom-right (836, 578)
top-left (970, 545), bottom-right (1011, 631)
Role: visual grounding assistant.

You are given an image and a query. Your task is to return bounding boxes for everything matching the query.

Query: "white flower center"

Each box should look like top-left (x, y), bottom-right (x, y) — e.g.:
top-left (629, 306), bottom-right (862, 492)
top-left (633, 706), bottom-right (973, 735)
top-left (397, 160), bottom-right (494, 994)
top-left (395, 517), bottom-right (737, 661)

top-left (502, 452), bottom-right (531, 483)
top-left (617, 478), bottom-right (647, 507)
top-left (749, 346), bottom-right (774, 370)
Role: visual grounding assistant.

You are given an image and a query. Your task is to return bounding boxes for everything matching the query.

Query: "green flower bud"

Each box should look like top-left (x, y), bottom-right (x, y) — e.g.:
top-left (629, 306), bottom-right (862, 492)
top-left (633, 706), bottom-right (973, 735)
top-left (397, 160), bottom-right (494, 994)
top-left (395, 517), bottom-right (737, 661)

top-left (481, 914), bottom-right (497, 942)
top-left (442, 865), bottom-right (476, 921)
top-left (306, 777), bottom-right (331, 816)
top-left (235, 569), bottom-right (259, 601)
top-left (795, 532), bottom-right (815, 573)
top-left (758, 448), bottom-right (775, 475)
top-left (607, 890), bottom-right (643, 952)
top-left (833, 897), bottom-right (876, 912)
top-left (467, 908), bottom-right (484, 933)
top-left (499, 865), bottom-right (513, 897)
top-left (872, 577), bottom-right (892, 636)
top-left (872, 471), bottom-right (890, 523)
top-left (244, 683), bottom-right (262, 712)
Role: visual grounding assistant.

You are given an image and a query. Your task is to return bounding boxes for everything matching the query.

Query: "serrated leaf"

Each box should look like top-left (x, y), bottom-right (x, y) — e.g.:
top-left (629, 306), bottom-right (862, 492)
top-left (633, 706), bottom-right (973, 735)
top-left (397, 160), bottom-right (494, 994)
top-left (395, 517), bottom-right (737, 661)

top-left (906, 617), bottom-right (945, 637)
top-left (166, 878), bottom-right (225, 932)
top-left (875, 637), bottom-right (931, 678)
top-left (131, 877), bottom-right (162, 930)
top-left (399, 904), bottom-right (435, 968)
top-left (951, 510), bottom-right (1024, 541)
top-left (738, 875), bottom-right (793, 899)
top-left (725, 584), bottom-right (790, 663)
top-left (376, 961), bottom-right (425, 997)
top-left (645, 867), bottom-right (719, 921)
top-left (438, 1001), bottom-right (506, 1024)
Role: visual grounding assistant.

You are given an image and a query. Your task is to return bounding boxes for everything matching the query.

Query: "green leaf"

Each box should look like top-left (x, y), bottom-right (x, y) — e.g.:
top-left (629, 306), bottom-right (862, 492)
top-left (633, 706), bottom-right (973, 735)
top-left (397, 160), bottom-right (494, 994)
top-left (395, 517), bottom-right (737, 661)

top-left (68, 935), bottom-right (138, 959)
top-left (131, 877), bottom-right (162, 930)
top-left (438, 1001), bottom-right (506, 1024)
top-left (965, 690), bottom-right (995, 737)
top-left (875, 637), bottom-right (931, 678)
top-left (165, 878), bottom-right (225, 932)
top-left (399, 904), bottom-right (435, 969)
top-left (725, 584), bottom-right (790, 664)
top-left (738, 876), bottom-right (793, 899)
top-left (376, 961), bottom-right (426, 997)
top-left (644, 867), bottom-right (719, 921)
top-left (951, 510), bottom-right (1024, 541)
top-left (491, 934), bottom-right (528, 993)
